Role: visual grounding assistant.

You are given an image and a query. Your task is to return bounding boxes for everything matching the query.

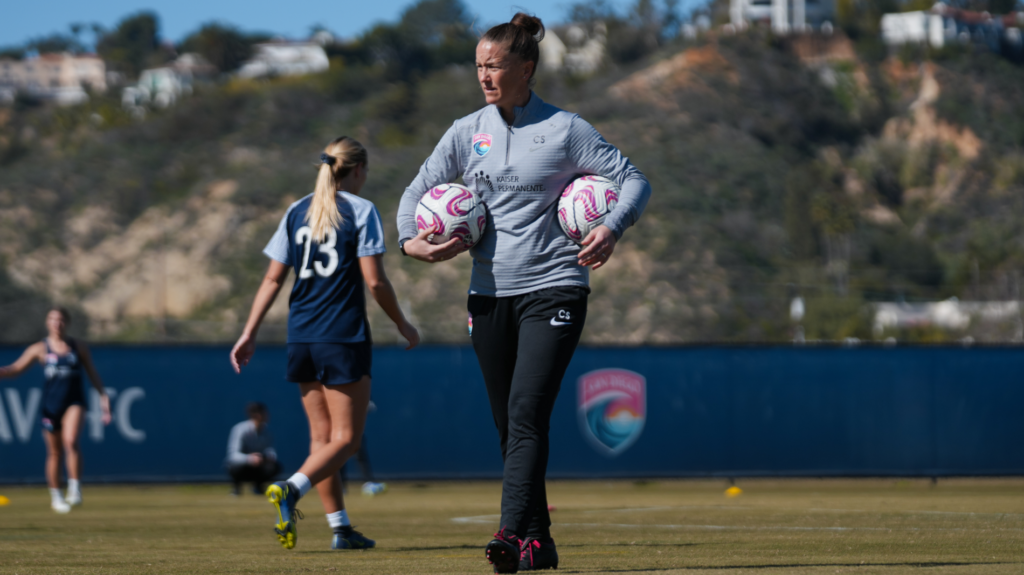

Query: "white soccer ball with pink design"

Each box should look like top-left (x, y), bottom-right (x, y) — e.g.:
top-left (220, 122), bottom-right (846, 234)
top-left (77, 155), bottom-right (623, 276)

top-left (415, 183), bottom-right (488, 248)
top-left (557, 175), bottom-right (620, 245)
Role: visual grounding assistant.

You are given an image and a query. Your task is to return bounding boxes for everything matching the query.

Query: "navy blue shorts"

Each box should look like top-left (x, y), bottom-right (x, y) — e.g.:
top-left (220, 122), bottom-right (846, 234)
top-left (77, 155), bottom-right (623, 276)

top-left (40, 381), bottom-right (85, 433)
top-left (286, 342), bottom-right (372, 386)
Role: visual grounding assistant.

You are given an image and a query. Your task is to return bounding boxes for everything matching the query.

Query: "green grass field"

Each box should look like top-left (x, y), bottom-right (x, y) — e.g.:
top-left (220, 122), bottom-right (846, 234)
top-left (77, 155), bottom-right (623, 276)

top-left (1, 479), bottom-right (1022, 574)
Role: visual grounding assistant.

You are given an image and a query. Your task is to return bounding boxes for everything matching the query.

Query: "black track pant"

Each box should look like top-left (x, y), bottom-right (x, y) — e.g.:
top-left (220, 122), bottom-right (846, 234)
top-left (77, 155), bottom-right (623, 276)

top-left (468, 285), bottom-right (588, 539)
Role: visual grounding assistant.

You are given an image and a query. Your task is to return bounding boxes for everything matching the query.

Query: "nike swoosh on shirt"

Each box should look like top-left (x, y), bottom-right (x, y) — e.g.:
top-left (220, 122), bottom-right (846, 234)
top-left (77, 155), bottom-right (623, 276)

top-left (550, 318), bottom-right (572, 326)
top-left (529, 145), bottom-right (544, 153)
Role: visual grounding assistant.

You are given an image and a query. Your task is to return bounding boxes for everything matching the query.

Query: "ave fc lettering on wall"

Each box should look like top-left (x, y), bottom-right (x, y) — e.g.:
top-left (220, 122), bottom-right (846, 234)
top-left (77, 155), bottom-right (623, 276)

top-left (0, 387), bottom-right (147, 444)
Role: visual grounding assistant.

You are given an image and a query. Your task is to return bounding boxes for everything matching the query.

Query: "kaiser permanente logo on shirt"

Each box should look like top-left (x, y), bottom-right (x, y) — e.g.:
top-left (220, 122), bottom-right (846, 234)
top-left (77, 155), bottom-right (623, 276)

top-left (473, 133), bottom-right (492, 156)
top-left (495, 175), bottom-right (546, 192)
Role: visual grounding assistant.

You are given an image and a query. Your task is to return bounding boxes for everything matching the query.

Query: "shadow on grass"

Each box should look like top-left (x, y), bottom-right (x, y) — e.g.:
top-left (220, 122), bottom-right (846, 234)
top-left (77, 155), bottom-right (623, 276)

top-left (555, 561), bottom-right (1018, 572)
top-left (383, 544), bottom-right (482, 552)
top-left (558, 543), bottom-right (700, 548)
top-left (379, 542), bottom-right (701, 553)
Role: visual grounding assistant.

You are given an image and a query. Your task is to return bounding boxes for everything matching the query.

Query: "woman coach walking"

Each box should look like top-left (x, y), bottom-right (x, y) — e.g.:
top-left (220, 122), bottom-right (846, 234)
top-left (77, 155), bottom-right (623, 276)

top-left (396, 13), bottom-right (651, 573)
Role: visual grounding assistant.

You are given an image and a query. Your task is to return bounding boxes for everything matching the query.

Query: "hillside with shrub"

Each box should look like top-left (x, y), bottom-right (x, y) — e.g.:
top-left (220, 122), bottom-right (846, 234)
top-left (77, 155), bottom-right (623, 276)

top-left (2, 2), bottom-right (1024, 344)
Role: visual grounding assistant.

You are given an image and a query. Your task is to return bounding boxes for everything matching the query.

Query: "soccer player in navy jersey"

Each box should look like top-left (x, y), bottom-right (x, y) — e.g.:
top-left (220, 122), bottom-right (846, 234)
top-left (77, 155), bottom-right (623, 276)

top-left (0, 308), bottom-right (112, 513)
top-left (230, 136), bottom-right (419, 551)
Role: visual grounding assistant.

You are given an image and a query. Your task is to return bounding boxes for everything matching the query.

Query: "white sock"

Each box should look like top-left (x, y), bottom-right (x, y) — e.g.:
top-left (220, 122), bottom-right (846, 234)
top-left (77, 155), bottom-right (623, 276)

top-left (326, 510), bottom-right (350, 529)
top-left (287, 473), bottom-right (312, 498)
top-left (49, 488), bottom-right (64, 503)
top-left (68, 479), bottom-right (80, 494)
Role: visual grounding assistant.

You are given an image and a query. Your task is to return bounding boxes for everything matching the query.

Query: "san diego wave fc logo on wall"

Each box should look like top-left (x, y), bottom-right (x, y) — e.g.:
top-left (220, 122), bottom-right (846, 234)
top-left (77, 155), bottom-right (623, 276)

top-left (473, 133), bottom-right (492, 156)
top-left (578, 369), bottom-right (646, 457)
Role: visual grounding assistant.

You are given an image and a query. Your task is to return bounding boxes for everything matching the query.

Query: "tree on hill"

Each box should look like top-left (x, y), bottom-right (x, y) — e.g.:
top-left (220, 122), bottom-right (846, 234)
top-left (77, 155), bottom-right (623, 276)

top-left (0, 46), bottom-right (25, 60)
top-left (96, 11), bottom-right (164, 78)
top-left (0, 23), bottom-right (102, 60)
top-left (24, 32), bottom-right (87, 55)
top-left (357, 0), bottom-right (477, 81)
top-left (397, 0), bottom-right (474, 45)
top-left (180, 23), bottom-right (261, 73)
top-left (565, 0), bottom-right (683, 65)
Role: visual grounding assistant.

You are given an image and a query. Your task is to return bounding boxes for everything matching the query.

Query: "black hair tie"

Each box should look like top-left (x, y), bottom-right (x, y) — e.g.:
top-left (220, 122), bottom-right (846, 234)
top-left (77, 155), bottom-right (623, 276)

top-left (320, 153), bottom-right (336, 166)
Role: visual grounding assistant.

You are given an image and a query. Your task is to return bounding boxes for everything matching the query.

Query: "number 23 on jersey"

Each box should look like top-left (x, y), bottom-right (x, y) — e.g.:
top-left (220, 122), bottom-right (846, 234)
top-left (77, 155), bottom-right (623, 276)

top-left (295, 226), bottom-right (338, 279)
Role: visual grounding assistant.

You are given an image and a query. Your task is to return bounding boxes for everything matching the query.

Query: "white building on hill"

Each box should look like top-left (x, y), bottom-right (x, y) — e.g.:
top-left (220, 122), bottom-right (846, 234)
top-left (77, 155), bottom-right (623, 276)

top-left (881, 11), bottom-right (948, 47)
top-left (873, 298), bottom-right (1021, 337)
top-left (123, 67), bottom-right (191, 109)
top-left (540, 31), bottom-right (567, 73)
top-left (881, 4), bottom-right (1024, 52)
top-left (122, 53), bottom-right (213, 110)
top-left (0, 53), bottom-right (106, 105)
top-left (236, 41), bottom-right (329, 79)
top-left (539, 23), bottom-right (607, 75)
top-left (730, 0), bottom-right (836, 33)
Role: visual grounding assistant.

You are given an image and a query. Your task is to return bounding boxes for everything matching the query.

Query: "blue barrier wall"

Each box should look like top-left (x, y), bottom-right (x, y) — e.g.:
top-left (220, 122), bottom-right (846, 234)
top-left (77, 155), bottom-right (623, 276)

top-left (0, 345), bottom-right (1021, 483)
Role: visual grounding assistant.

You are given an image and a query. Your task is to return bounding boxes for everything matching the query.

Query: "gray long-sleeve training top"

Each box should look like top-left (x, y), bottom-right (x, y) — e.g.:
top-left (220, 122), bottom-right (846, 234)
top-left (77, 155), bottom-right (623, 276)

top-left (224, 420), bottom-right (276, 467)
top-left (397, 92), bottom-right (651, 297)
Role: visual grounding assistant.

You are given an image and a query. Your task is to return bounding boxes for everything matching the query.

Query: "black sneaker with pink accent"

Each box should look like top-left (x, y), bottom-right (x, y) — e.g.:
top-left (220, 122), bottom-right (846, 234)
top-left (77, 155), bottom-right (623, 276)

top-left (486, 528), bottom-right (521, 573)
top-left (519, 537), bottom-right (559, 571)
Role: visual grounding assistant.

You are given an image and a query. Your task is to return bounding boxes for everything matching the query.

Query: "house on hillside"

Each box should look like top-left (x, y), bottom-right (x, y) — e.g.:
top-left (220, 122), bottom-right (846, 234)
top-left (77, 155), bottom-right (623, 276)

top-left (0, 53), bottom-right (106, 105)
top-left (881, 3), bottom-right (1023, 57)
top-left (171, 52), bottom-right (217, 79)
top-left (539, 31), bottom-right (567, 73)
top-left (123, 68), bottom-right (190, 109)
top-left (122, 53), bottom-right (212, 110)
top-left (730, 0), bottom-right (836, 33)
top-left (539, 23), bottom-right (607, 75)
top-left (872, 298), bottom-right (1021, 338)
top-left (236, 41), bottom-right (329, 79)
top-left (881, 10), bottom-right (947, 47)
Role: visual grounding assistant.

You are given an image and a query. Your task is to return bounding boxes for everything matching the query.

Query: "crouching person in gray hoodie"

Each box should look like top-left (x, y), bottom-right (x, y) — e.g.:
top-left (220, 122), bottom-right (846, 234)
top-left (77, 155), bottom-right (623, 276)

top-left (225, 402), bottom-right (281, 495)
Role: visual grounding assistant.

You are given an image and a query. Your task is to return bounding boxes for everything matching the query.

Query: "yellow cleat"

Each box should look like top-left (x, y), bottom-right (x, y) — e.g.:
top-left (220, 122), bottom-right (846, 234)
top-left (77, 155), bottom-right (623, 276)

top-left (266, 482), bottom-right (302, 550)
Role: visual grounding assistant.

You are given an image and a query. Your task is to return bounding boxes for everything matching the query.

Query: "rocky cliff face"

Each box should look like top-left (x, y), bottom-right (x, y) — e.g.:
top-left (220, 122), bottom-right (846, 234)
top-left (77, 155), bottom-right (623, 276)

top-left (4, 179), bottom-right (282, 340)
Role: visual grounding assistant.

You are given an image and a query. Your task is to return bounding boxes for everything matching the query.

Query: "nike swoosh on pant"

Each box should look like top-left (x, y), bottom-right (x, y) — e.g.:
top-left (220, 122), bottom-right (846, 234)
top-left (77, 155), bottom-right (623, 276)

top-left (550, 318), bottom-right (571, 326)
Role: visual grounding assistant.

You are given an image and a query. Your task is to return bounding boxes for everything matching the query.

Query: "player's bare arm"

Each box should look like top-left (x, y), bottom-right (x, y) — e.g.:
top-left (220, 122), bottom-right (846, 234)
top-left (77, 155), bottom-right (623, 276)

top-left (0, 341), bottom-right (46, 379)
top-left (358, 254), bottom-right (420, 349)
top-left (231, 259), bottom-right (290, 373)
top-left (77, 342), bottom-right (112, 425)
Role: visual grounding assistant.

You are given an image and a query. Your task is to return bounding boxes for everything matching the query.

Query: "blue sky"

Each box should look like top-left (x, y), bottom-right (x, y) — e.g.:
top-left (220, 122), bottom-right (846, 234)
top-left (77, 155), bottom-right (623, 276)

top-left (1, 0), bottom-right (699, 48)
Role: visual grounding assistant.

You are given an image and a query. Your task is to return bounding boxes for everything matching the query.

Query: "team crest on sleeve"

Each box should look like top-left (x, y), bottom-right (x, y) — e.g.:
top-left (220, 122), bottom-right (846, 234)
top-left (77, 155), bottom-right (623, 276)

top-left (578, 369), bottom-right (646, 457)
top-left (472, 133), bottom-right (492, 157)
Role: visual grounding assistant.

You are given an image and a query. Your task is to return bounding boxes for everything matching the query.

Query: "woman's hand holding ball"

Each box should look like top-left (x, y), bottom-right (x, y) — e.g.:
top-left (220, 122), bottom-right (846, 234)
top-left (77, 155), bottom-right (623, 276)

top-left (578, 225), bottom-right (616, 270)
top-left (403, 226), bottom-right (467, 263)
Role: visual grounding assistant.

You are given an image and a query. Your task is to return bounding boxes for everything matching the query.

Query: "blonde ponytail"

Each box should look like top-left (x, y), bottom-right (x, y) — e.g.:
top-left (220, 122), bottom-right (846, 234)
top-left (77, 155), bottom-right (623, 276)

top-left (306, 136), bottom-right (368, 243)
top-left (309, 162), bottom-right (342, 243)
